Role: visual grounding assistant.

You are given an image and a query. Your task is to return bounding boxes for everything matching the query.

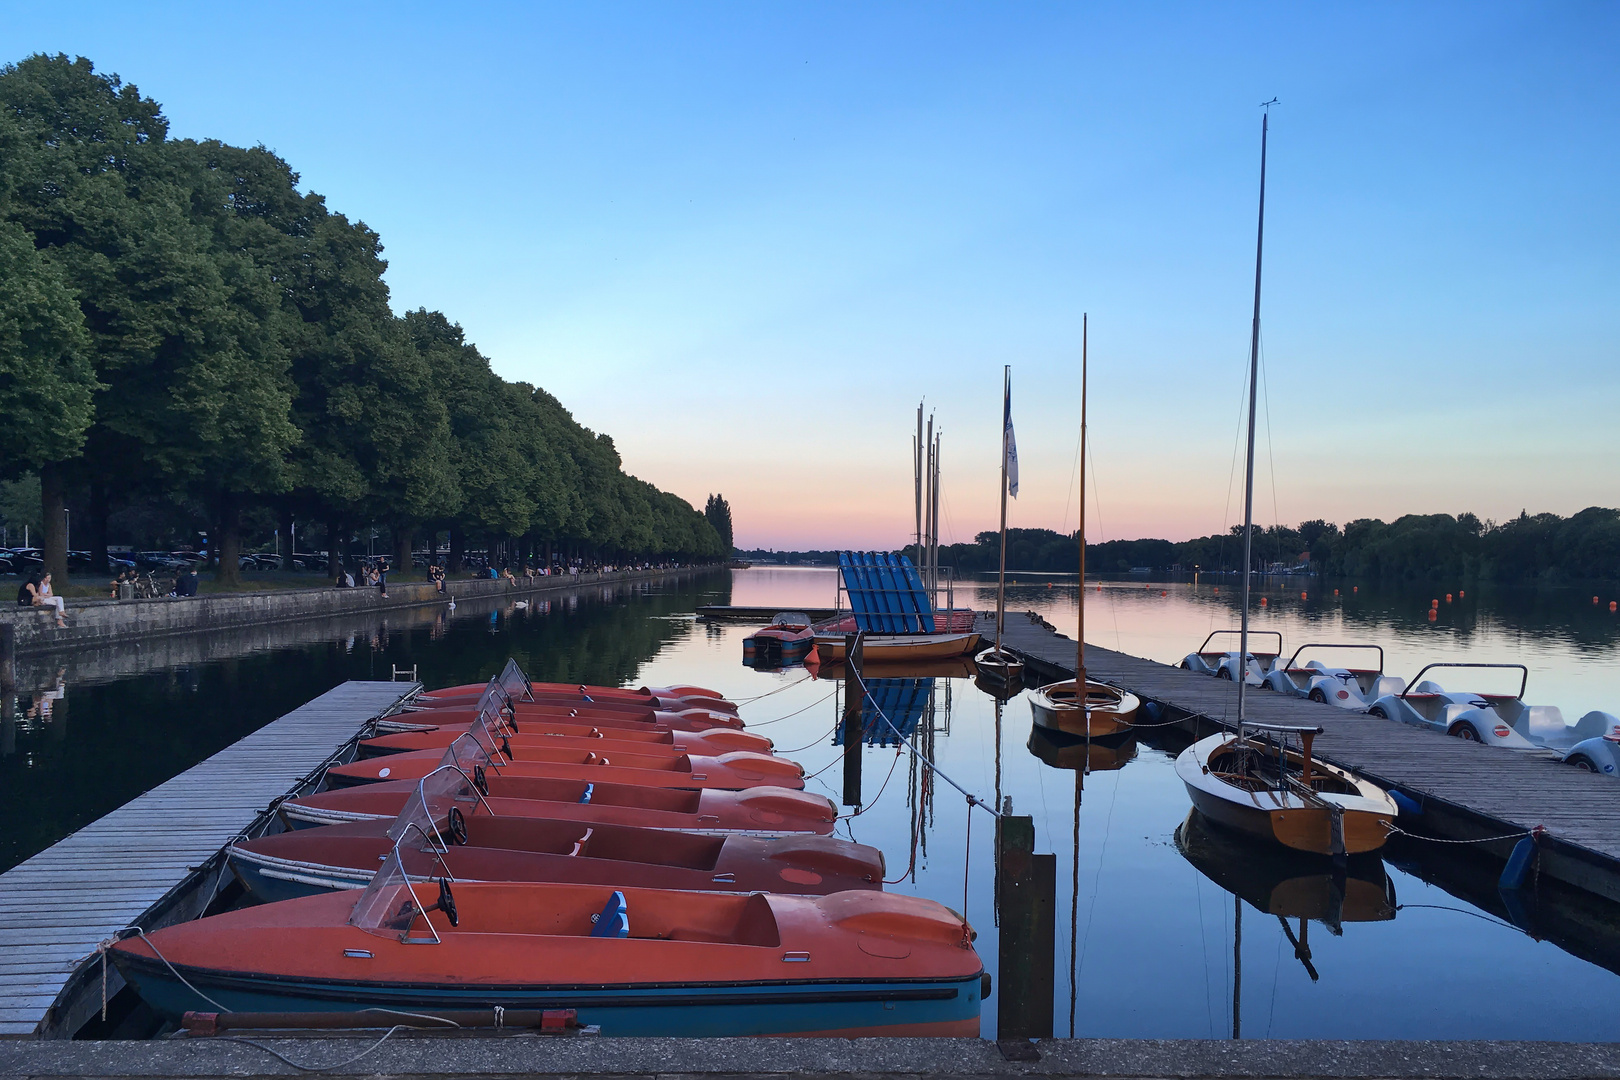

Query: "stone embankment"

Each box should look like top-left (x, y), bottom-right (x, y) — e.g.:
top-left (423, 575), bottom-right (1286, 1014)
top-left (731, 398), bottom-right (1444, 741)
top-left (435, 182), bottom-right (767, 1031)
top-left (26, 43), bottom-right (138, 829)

top-left (0, 565), bottom-right (714, 659)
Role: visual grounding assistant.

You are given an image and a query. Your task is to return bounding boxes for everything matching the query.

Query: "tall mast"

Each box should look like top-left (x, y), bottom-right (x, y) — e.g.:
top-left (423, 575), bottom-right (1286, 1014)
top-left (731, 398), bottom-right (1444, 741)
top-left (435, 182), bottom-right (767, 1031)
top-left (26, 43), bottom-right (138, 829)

top-left (996, 366), bottom-right (1011, 652)
top-left (915, 404), bottom-right (924, 570)
top-left (1237, 105), bottom-right (1273, 736)
top-left (1077, 314), bottom-right (1087, 689)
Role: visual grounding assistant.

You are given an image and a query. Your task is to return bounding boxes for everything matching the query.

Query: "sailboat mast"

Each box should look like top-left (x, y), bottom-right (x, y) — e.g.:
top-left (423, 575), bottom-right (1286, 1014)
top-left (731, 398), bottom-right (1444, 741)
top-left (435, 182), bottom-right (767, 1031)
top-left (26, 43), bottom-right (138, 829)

top-left (1078, 314), bottom-right (1087, 688)
top-left (1237, 108), bottom-right (1271, 734)
top-left (996, 366), bottom-right (1010, 651)
top-left (915, 404), bottom-right (924, 571)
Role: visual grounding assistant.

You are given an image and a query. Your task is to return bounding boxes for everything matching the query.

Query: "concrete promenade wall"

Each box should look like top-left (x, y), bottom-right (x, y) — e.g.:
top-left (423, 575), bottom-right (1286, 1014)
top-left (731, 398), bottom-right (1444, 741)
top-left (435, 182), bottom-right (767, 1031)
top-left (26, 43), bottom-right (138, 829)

top-left (0, 565), bottom-right (717, 659)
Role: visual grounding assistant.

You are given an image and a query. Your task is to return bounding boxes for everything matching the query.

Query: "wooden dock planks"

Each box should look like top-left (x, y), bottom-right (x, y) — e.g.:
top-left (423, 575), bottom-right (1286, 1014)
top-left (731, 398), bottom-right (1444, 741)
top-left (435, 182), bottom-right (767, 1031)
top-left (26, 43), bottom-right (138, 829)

top-left (0, 680), bottom-right (412, 1038)
top-left (983, 612), bottom-right (1620, 863)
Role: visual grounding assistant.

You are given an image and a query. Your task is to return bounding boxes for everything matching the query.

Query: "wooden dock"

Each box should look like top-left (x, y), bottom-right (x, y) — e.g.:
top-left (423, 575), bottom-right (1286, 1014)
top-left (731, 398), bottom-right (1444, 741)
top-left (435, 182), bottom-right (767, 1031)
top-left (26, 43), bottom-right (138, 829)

top-left (0, 680), bottom-right (414, 1038)
top-left (983, 611), bottom-right (1620, 901)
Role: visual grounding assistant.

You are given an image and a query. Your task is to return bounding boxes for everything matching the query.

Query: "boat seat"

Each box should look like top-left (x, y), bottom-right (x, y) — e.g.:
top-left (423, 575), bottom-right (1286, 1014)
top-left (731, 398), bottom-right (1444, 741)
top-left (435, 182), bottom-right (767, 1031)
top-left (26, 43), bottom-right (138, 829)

top-left (579, 783), bottom-right (594, 804)
top-left (590, 891), bottom-right (629, 938)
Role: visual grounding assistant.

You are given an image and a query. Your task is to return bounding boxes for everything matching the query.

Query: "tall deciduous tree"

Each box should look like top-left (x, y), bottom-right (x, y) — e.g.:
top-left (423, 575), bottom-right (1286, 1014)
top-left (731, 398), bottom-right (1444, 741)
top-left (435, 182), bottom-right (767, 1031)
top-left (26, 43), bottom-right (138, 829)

top-left (705, 494), bottom-right (733, 555)
top-left (0, 220), bottom-right (98, 578)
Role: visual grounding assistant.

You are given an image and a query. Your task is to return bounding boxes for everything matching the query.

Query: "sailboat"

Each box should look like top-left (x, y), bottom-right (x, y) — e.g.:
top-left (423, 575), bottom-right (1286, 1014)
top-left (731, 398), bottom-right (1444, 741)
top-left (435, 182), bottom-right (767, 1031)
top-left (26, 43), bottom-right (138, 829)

top-left (975, 365), bottom-right (1024, 685)
top-left (1173, 105), bottom-right (1396, 857)
top-left (1029, 316), bottom-right (1141, 737)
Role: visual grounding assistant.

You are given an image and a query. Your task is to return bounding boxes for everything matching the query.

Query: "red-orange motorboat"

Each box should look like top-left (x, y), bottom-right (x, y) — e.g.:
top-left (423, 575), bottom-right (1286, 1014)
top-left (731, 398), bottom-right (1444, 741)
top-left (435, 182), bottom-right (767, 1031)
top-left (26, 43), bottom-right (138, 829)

top-left (360, 722), bottom-right (770, 759)
top-left (283, 776), bottom-right (835, 834)
top-left (384, 702), bottom-right (744, 734)
top-left (228, 817), bottom-right (882, 904)
top-left (111, 870), bottom-right (984, 1036)
top-left (326, 743), bottom-right (804, 791)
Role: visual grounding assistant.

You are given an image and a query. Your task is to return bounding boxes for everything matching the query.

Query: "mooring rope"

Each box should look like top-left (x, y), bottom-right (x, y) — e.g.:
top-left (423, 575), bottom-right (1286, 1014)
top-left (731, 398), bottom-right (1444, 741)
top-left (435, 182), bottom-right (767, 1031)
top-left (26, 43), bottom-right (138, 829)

top-left (847, 663), bottom-right (999, 819)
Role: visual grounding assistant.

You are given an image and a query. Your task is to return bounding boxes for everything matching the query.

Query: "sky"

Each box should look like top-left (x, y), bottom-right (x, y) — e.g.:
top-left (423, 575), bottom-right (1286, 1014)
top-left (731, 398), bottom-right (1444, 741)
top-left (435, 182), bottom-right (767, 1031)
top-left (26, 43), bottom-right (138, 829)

top-left (7, 2), bottom-right (1617, 549)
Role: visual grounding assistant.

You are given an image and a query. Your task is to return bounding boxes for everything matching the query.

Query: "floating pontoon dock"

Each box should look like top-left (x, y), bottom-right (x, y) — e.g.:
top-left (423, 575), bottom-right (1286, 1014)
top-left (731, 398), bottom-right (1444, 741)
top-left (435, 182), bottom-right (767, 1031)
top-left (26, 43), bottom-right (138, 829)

top-left (0, 680), bottom-right (414, 1038)
top-left (983, 612), bottom-right (1620, 902)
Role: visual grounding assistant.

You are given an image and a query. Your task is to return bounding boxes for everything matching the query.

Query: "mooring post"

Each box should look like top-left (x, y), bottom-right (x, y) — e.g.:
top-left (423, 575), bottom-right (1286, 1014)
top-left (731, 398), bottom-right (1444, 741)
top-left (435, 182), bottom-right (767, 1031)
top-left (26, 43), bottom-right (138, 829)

top-left (0, 622), bottom-right (14, 693)
top-left (842, 632), bottom-right (863, 807)
top-left (996, 813), bottom-right (1055, 1039)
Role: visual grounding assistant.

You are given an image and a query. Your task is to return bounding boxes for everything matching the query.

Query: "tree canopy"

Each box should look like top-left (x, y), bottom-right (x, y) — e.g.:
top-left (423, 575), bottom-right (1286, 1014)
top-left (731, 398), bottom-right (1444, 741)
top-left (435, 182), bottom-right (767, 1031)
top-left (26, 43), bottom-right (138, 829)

top-left (0, 54), bottom-right (723, 579)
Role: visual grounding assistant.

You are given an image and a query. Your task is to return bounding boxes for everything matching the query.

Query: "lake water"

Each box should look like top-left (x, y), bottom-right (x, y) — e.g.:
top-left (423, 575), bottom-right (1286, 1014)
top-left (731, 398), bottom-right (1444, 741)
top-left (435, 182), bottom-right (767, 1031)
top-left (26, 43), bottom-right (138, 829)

top-left (5, 567), bottom-right (1620, 1040)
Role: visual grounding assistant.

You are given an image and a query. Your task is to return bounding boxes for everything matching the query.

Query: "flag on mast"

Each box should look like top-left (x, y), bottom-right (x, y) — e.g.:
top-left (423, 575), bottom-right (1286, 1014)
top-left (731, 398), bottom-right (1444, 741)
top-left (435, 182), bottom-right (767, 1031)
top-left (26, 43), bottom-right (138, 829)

top-left (1004, 375), bottom-right (1019, 498)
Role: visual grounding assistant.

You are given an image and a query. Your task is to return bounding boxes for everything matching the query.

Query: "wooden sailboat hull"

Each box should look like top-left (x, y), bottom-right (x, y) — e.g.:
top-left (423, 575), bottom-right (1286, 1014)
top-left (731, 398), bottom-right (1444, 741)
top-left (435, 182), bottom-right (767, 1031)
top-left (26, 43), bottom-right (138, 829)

top-left (972, 646), bottom-right (1024, 684)
top-left (1028, 680), bottom-right (1140, 737)
top-left (812, 632), bottom-right (980, 663)
top-left (1174, 733), bottom-right (1396, 856)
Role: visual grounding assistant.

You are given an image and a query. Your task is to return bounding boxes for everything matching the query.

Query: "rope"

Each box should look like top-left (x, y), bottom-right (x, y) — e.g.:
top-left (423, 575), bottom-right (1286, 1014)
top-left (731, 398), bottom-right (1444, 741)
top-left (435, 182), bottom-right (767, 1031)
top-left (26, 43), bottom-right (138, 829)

top-left (1385, 823), bottom-right (1536, 845)
top-left (847, 663), bottom-right (999, 819)
top-left (745, 687), bottom-right (838, 728)
top-left (775, 720), bottom-right (844, 756)
top-left (839, 747), bottom-right (904, 820)
top-left (731, 672), bottom-right (813, 705)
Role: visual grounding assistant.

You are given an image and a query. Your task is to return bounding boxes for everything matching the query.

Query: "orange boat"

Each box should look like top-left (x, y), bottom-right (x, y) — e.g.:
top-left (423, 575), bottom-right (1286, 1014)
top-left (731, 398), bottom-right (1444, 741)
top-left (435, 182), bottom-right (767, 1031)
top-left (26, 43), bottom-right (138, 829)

top-left (110, 868), bottom-right (984, 1035)
top-left (360, 722), bottom-right (770, 759)
top-left (384, 701), bottom-right (743, 735)
top-left (228, 817), bottom-right (882, 903)
top-left (281, 776), bottom-right (837, 834)
top-left (325, 739), bottom-right (805, 792)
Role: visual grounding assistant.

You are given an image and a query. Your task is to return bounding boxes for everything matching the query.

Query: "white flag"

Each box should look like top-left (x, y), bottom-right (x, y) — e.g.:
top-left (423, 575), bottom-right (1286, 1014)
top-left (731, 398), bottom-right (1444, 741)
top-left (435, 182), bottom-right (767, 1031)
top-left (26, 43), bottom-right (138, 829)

top-left (1004, 377), bottom-right (1019, 498)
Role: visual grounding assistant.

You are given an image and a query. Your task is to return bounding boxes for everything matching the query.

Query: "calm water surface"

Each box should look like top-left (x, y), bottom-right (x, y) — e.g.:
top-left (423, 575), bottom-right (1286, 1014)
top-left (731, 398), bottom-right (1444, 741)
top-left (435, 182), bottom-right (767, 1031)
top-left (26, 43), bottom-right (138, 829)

top-left (5, 567), bottom-right (1620, 1040)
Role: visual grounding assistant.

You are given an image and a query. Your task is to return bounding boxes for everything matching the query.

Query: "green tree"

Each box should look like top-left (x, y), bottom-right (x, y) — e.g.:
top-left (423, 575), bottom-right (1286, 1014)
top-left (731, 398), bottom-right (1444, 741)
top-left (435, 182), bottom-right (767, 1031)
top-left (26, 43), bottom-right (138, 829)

top-left (705, 493), bottom-right (734, 553)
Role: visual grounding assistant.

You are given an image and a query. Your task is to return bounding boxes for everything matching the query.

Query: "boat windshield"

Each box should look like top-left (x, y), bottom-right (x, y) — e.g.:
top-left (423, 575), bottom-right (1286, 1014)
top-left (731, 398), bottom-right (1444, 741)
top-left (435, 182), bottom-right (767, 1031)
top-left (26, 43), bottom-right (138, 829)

top-left (443, 731), bottom-right (502, 779)
top-left (349, 837), bottom-right (451, 942)
top-left (496, 658), bottom-right (531, 702)
top-left (771, 612), bottom-right (811, 629)
top-left (386, 765), bottom-right (490, 848)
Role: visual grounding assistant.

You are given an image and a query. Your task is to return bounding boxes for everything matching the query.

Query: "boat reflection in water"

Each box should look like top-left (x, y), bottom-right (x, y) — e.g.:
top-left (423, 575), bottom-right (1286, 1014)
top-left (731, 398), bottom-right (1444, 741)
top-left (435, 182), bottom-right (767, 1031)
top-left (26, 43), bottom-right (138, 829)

top-left (1026, 724), bottom-right (1138, 775)
top-left (1175, 808), bottom-right (1395, 989)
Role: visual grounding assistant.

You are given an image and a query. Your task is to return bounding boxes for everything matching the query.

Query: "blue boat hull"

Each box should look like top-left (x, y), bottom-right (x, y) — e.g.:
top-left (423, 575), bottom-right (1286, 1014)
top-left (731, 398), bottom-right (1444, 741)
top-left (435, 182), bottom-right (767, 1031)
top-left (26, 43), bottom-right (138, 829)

top-left (113, 952), bottom-right (982, 1036)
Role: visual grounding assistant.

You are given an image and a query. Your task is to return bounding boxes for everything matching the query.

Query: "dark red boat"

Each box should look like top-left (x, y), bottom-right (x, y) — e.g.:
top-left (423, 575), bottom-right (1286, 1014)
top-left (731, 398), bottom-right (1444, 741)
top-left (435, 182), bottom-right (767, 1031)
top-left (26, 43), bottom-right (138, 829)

top-left (326, 744), bottom-right (805, 791)
top-left (281, 778), bottom-right (838, 834)
top-left (359, 722), bottom-right (771, 759)
top-left (228, 817), bottom-right (883, 903)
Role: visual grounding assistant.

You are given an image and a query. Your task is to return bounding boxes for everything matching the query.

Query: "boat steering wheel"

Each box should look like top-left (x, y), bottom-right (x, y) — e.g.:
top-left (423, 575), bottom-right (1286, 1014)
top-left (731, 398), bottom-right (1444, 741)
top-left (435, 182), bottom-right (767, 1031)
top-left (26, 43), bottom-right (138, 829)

top-left (433, 877), bottom-right (458, 927)
top-left (447, 806), bottom-right (469, 845)
top-left (473, 764), bottom-right (489, 796)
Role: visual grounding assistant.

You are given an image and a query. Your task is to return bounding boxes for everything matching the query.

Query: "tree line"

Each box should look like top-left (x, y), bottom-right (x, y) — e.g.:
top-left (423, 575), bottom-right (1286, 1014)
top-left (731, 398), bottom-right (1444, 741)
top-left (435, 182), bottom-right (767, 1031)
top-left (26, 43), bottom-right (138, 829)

top-left (937, 508), bottom-right (1620, 582)
top-left (0, 54), bottom-right (725, 585)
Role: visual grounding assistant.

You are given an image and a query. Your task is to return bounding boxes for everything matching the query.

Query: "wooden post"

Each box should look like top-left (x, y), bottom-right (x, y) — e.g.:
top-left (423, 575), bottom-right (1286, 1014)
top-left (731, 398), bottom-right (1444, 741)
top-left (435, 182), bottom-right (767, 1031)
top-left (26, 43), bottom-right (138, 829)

top-left (842, 632), bottom-right (863, 807)
top-left (0, 623), bottom-right (14, 692)
top-left (996, 813), bottom-right (1055, 1039)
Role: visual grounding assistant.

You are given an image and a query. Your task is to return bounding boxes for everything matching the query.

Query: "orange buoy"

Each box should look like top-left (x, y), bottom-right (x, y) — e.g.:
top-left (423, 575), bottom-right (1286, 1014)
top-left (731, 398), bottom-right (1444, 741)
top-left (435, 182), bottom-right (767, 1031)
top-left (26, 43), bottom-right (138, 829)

top-left (1428, 609), bottom-right (1438, 621)
top-left (1213, 586), bottom-right (1219, 593)
top-left (1446, 593), bottom-right (1453, 603)
top-left (1611, 601), bottom-right (1617, 613)
top-left (1458, 590), bottom-right (1465, 598)
top-left (1260, 597), bottom-right (1268, 606)
top-left (1300, 592), bottom-right (1307, 600)
top-left (1334, 588), bottom-right (1340, 596)
top-left (1431, 599), bottom-right (1439, 609)
top-left (1161, 590), bottom-right (1167, 597)
top-left (1353, 586), bottom-right (1358, 593)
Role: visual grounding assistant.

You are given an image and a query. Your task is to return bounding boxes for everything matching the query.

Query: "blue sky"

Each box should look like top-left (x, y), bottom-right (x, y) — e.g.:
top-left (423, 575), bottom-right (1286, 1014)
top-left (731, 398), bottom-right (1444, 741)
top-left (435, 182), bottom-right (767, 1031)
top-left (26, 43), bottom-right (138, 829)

top-left (8, 2), bottom-right (1616, 547)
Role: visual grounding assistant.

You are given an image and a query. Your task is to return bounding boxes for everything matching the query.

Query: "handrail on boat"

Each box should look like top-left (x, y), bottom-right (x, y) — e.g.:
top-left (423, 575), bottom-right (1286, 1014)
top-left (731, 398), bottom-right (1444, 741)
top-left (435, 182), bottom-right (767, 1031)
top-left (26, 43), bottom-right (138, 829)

top-left (1280, 642), bottom-right (1384, 673)
top-left (1196, 629), bottom-right (1283, 654)
top-left (1398, 662), bottom-right (1528, 702)
top-left (1239, 721), bottom-right (1325, 736)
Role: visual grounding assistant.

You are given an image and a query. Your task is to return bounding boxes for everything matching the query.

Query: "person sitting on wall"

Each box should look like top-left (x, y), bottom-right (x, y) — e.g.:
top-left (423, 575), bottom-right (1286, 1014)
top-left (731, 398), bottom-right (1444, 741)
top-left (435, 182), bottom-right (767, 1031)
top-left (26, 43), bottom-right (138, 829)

top-left (22, 572), bottom-right (68, 628)
top-left (176, 568), bottom-right (200, 597)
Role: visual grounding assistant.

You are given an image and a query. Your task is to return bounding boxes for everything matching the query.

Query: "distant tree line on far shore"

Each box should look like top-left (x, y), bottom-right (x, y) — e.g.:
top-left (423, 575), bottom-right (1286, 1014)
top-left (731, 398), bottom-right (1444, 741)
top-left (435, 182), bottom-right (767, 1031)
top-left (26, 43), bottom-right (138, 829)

top-left (737, 507), bottom-right (1620, 582)
top-left (938, 508), bottom-right (1620, 582)
top-left (0, 54), bottom-right (725, 586)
